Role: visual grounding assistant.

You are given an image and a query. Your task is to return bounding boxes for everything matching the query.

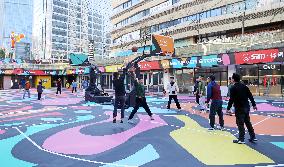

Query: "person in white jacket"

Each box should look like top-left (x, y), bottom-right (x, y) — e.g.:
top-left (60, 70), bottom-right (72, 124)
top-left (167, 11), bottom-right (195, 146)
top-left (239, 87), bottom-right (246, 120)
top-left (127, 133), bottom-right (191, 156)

top-left (166, 76), bottom-right (181, 110)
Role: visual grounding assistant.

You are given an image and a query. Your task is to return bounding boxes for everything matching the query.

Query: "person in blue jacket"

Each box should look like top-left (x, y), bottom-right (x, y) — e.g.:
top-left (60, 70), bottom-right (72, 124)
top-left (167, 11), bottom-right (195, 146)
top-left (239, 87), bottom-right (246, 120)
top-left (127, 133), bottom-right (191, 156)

top-left (206, 75), bottom-right (224, 131)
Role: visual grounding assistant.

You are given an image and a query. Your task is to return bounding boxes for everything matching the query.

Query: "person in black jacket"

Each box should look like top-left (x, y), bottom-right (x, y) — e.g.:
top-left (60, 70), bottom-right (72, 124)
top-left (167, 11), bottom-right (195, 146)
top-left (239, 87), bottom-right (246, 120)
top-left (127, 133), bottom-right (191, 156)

top-left (37, 81), bottom-right (44, 100)
top-left (227, 73), bottom-right (258, 144)
top-left (112, 69), bottom-right (126, 123)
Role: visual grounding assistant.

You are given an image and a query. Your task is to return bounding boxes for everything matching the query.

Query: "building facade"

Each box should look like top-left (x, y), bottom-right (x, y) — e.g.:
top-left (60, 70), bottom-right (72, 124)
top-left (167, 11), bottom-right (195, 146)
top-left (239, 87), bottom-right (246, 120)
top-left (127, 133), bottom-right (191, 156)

top-left (33, 0), bottom-right (112, 62)
top-left (0, 0), bottom-right (33, 60)
top-left (110, 0), bottom-right (284, 97)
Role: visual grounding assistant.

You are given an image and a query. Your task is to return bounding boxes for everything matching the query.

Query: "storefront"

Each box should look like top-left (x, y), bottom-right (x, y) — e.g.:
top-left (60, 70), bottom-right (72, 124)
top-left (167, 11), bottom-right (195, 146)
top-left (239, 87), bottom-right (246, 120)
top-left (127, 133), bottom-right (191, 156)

top-left (237, 64), bottom-right (283, 96)
top-left (0, 69), bottom-right (66, 89)
top-left (138, 61), bottom-right (163, 93)
top-left (234, 48), bottom-right (284, 97)
top-left (103, 65), bottom-right (123, 90)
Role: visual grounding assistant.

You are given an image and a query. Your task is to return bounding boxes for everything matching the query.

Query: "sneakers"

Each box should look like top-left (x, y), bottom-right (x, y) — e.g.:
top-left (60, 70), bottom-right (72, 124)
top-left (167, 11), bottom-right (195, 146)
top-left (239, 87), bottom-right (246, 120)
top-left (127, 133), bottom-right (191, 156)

top-left (233, 140), bottom-right (245, 144)
top-left (249, 138), bottom-right (258, 142)
top-left (113, 119), bottom-right (116, 123)
top-left (208, 128), bottom-right (214, 131)
top-left (150, 117), bottom-right (154, 121)
top-left (216, 126), bottom-right (225, 131)
top-left (128, 119), bottom-right (134, 124)
top-left (120, 120), bottom-right (123, 123)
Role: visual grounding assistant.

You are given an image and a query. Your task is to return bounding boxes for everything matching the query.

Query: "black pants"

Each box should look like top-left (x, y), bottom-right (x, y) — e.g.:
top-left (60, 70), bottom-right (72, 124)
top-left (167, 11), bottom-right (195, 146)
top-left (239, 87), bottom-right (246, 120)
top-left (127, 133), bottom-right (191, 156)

top-left (167, 95), bottom-right (181, 109)
top-left (56, 88), bottom-right (61, 94)
top-left (195, 93), bottom-right (200, 104)
top-left (235, 109), bottom-right (256, 141)
top-left (113, 96), bottom-right (125, 119)
top-left (72, 87), bottom-right (77, 93)
top-left (209, 100), bottom-right (224, 128)
top-left (129, 97), bottom-right (153, 120)
top-left (38, 93), bottom-right (42, 100)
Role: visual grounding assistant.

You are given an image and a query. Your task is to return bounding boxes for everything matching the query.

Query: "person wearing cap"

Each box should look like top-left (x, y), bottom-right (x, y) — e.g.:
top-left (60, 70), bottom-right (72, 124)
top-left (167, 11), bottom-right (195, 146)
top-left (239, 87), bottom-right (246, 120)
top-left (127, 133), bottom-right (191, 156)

top-left (23, 80), bottom-right (31, 99)
top-left (205, 75), bottom-right (224, 131)
top-left (166, 76), bottom-right (181, 110)
top-left (128, 75), bottom-right (154, 124)
top-left (227, 73), bottom-right (258, 144)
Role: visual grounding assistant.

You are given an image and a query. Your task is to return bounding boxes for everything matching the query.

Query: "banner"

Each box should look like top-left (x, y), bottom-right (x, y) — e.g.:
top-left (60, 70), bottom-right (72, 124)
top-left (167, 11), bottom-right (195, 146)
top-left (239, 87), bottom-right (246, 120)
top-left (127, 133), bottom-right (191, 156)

top-left (234, 49), bottom-right (283, 64)
top-left (151, 34), bottom-right (174, 55)
top-left (105, 65), bottom-right (123, 73)
top-left (138, 61), bottom-right (161, 71)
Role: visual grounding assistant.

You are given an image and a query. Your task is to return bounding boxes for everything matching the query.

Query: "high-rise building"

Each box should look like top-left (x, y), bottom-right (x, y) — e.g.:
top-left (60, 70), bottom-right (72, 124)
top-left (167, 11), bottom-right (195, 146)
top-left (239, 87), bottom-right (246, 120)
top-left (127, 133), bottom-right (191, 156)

top-left (0, 0), bottom-right (33, 59)
top-left (33, 0), bottom-right (112, 62)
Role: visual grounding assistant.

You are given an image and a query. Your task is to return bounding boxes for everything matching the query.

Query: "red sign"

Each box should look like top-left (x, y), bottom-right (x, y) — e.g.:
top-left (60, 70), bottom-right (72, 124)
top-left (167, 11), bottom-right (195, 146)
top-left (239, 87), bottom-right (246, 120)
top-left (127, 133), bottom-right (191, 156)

top-left (235, 49), bottom-right (279, 64)
top-left (138, 61), bottom-right (161, 71)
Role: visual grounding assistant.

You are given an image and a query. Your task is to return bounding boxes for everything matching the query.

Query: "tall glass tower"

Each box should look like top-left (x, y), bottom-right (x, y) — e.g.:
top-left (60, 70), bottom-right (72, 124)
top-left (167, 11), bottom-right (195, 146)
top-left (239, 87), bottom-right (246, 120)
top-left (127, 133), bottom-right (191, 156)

top-left (0, 0), bottom-right (33, 59)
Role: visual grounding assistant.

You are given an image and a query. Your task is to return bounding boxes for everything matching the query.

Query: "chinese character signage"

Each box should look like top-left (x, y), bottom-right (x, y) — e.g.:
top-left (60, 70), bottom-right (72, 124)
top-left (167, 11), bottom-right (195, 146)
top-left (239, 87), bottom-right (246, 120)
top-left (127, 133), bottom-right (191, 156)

top-left (234, 49), bottom-right (283, 64)
top-left (138, 61), bottom-right (161, 71)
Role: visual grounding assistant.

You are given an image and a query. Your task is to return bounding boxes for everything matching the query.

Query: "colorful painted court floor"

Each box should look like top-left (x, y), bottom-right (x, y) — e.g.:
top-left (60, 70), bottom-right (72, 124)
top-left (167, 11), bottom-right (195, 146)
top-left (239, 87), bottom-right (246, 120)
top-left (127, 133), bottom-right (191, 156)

top-left (0, 89), bottom-right (284, 167)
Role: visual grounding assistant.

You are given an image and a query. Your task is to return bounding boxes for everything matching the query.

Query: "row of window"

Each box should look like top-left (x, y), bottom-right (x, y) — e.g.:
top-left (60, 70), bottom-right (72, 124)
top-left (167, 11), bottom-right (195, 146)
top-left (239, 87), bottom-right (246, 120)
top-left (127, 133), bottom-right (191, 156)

top-left (114, 0), bottom-right (283, 42)
top-left (115, 9), bottom-right (150, 27)
top-left (113, 0), bottom-right (142, 15)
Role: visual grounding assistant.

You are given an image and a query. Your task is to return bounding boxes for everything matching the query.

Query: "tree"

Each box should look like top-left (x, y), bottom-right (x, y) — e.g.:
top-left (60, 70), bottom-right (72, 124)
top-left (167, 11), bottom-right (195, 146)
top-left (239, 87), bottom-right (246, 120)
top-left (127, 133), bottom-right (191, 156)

top-left (0, 49), bottom-right (5, 59)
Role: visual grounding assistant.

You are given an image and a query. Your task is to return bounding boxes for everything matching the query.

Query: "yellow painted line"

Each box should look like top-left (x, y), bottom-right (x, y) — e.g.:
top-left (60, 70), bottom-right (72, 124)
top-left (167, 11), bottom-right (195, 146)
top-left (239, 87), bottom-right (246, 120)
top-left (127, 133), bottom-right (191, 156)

top-left (170, 115), bottom-right (274, 166)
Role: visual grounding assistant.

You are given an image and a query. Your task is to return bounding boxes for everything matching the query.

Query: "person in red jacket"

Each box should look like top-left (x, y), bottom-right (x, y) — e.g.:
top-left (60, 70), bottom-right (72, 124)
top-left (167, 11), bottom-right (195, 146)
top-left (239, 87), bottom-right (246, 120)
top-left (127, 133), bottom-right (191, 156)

top-left (205, 75), bottom-right (224, 131)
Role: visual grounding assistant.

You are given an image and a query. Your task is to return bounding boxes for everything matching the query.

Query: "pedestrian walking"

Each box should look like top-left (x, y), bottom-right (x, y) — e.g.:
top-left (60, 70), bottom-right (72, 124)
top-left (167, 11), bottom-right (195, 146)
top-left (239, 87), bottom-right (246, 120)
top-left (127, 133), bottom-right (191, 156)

top-left (113, 69), bottom-right (126, 123)
top-left (227, 73), bottom-right (258, 144)
top-left (37, 81), bottom-right (44, 100)
top-left (72, 80), bottom-right (78, 93)
top-left (23, 81), bottom-right (31, 99)
top-left (82, 79), bottom-right (89, 97)
top-left (194, 77), bottom-right (200, 105)
top-left (206, 75), bottom-right (224, 131)
top-left (166, 76), bottom-right (181, 110)
top-left (56, 78), bottom-right (62, 95)
top-left (20, 78), bottom-right (26, 90)
top-left (128, 75), bottom-right (154, 124)
top-left (198, 75), bottom-right (206, 112)
top-left (226, 77), bottom-right (234, 116)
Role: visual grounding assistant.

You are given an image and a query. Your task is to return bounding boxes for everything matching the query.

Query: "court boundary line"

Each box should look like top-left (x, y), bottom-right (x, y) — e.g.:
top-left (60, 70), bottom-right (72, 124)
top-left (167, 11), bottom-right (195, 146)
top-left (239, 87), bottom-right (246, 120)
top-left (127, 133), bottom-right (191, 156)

top-left (13, 127), bottom-right (138, 167)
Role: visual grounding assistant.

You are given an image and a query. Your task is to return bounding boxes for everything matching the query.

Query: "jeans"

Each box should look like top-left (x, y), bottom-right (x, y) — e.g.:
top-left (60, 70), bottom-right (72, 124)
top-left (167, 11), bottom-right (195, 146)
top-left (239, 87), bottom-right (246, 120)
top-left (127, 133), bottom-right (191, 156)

top-left (167, 95), bottom-right (181, 109)
top-left (113, 96), bottom-right (126, 119)
top-left (235, 108), bottom-right (255, 141)
top-left (23, 89), bottom-right (30, 98)
top-left (199, 96), bottom-right (206, 110)
top-left (129, 97), bottom-right (153, 120)
top-left (209, 100), bottom-right (224, 128)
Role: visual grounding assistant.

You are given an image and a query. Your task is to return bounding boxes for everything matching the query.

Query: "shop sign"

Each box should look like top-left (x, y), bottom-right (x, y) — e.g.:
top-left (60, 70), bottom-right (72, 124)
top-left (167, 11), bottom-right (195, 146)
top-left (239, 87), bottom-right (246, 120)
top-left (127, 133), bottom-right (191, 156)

top-left (260, 64), bottom-right (281, 70)
top-left (105, 65), bottom-right (123, 73)
top-left (171, 58), bottom-right (197, 68)
top-left (98, 67), bottom-right (105, 73)
top-left (161, 60), bottom-right (170, 69)
top-left (235, 49), bottom-right (283, 64)
top-left (138, 61), bottom-right (161, 71)
top-left (170, 59), bottom-right (183, 68)
top-left (200, 55), bottom-right (222, 67)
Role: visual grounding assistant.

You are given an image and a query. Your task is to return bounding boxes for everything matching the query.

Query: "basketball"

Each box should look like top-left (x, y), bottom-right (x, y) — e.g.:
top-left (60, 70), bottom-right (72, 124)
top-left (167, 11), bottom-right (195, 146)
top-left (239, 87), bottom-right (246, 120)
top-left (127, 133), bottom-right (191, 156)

top-left (131, 46), bottom-right (138, 52)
